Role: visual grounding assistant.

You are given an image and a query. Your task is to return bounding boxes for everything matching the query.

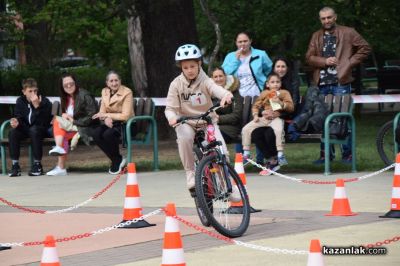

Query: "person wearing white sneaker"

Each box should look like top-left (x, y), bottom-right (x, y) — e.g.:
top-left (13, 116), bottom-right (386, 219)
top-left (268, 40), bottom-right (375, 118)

top-left (91, 71), bottom-right (133, 174)
top-left (46, 165), bottom-right (67, 176)
top-left (48, 73), bottom-right (98, 175)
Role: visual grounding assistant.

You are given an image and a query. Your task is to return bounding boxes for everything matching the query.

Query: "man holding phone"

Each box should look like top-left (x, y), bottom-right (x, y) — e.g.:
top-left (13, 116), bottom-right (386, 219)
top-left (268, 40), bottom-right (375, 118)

top-left (8, 78), bottom-right (52, 176)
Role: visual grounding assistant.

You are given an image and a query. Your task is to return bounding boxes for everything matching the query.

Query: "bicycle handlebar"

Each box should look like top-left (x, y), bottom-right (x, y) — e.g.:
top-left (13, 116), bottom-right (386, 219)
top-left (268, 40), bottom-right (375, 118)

top-left (176, 101), bottom-right (221, 124)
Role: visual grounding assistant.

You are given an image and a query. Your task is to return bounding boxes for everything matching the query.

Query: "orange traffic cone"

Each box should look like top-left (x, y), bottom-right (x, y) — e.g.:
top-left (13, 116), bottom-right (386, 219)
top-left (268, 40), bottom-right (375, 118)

top-left (307, 239), bottom-right (324, 266)
top-left (40, 235), bottom-right (60, 266)
top-left (380, 153), bottom-right (400, 218)
top-left (325, 179), bottom-right (357, 216)
top-left (161, 203), bottom-right (185, 266)
top-left (119, 163), bottom-right (155, 228)
top-left (227, 153), bottom-right (260, 214)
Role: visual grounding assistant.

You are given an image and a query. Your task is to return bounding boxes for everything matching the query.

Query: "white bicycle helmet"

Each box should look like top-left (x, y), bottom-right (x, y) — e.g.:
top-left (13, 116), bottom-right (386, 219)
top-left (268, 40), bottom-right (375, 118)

top-left (175, 44), bottom-right (202, 62)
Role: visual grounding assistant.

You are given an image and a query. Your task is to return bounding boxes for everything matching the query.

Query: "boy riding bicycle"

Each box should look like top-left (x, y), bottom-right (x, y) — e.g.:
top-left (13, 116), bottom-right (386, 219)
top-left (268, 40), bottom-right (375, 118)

top-left (165, 44), bottom-right (233, 194)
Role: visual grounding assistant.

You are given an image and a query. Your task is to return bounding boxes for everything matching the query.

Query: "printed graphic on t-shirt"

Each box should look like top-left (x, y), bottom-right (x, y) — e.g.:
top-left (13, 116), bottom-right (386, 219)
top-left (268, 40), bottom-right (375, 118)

top-left (180, 91), bottom-right (207, 106)
top-left (189, 93), bottom-right (207, 106)
top-left (237, 56), bottom-right (260, 97)
top-left (319, 33), bottom-right (338, 86)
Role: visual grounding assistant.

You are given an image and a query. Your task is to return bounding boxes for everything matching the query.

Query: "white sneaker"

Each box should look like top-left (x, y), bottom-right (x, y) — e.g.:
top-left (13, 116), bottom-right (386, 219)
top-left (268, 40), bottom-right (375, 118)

top-left (186, 170), bottom-right (195, 190)
top-left (49, 146), bottom-right (67, 156)
top-left (46, 166), bottom-right (67, 176)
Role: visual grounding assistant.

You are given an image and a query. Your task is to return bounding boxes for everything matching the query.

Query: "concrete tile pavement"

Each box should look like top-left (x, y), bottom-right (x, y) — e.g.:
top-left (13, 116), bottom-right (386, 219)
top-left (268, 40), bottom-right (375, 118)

top-left (0, 167), bottom-right (399, 265)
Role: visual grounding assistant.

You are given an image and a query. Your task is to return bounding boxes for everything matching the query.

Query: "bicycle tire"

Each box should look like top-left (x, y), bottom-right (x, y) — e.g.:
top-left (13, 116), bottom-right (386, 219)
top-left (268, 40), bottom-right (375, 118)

top-left (194, 195), bottom-right (211, 227)
top-left (193, 148), bottom-right (210, 226)
top-left (195, 154), bottom-right (250, 238)
top-left (376, 120), bottom-right (395, 166)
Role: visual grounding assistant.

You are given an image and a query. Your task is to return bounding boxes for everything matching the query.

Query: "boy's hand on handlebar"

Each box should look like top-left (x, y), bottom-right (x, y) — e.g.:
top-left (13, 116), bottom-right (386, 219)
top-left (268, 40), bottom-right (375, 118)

top-left (168, 118), bottom-right (177, 126)
top-left (220, 95), bottom-right (233, 108)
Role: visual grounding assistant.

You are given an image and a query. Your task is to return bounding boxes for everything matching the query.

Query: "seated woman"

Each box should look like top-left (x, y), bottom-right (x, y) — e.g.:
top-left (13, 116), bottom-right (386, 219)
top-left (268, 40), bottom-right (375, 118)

top-left (272, 56), bottom-right (301, 117)
top-left (91, 71), bottom-right (133, 174)
top-left (47, 73), bottom-right (98, 176)
top-left (251, 124), bottom-right (279, 176)
top-left (211, 67), bottom-right (243, 143)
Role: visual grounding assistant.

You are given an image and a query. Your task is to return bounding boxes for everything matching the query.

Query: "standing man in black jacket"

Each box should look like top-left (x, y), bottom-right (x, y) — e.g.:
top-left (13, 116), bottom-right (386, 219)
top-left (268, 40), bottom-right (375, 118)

top-left (8, 78), bottom-right (52, 176)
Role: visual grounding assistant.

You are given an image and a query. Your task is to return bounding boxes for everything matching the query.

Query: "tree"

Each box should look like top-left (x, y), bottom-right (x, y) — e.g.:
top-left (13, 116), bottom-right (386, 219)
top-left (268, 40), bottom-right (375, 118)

top-left (193, 0), bottom-right (400, 67)
top-left (7, 0), bottom-right (127, 68)
top-left (123, 0), bottom-right (198, 97)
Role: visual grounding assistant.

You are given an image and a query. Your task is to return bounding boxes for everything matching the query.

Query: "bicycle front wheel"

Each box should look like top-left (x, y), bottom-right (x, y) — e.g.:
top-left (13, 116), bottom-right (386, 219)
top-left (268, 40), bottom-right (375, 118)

top-left (195, 154), bottom-right (250, 238)
top-left (376, 120), bottom-right (395, 166)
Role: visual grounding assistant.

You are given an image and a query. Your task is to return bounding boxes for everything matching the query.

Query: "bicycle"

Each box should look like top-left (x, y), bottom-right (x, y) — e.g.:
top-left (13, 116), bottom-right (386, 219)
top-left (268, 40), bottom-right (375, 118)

top-left (376, 115), bottom-right (400, 166)
top-left (175, 103), bottom-right (250, 238)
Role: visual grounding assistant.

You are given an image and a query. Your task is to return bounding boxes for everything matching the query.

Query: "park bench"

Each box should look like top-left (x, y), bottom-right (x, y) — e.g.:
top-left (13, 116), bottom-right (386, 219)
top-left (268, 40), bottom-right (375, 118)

top-left (0, 97), bottom-right (159, 175)
top-left (285, 94), bottom-right (356, 175)
top-left (238, 94), bottom-right (356, 175)
top-left (0, 101), bottom-right (60, 175)
top-left (126, 98), bottom-right (159, 171)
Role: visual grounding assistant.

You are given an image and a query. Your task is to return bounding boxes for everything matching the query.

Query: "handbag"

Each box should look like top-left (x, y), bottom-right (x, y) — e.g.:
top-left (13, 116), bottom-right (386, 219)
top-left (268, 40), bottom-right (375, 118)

top-left (55, 116), bottom-right (78, 131)
top-left (329, 117), bottom-right (349, 139)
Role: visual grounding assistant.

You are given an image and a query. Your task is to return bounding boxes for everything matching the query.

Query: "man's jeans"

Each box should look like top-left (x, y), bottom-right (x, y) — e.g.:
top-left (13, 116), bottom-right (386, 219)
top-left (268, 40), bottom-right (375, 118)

top-left (319, 83), bottom-right (352, 159)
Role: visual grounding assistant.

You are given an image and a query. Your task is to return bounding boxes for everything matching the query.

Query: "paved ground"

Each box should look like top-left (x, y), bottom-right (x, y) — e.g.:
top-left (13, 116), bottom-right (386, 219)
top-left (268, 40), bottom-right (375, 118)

top-left (0, 165), bottom-right (399, 266)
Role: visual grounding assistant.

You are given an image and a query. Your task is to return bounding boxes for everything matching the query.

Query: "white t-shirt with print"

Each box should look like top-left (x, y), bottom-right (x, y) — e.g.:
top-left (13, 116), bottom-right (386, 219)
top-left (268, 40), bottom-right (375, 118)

top-left (237, 55), bottom-right (260, 97)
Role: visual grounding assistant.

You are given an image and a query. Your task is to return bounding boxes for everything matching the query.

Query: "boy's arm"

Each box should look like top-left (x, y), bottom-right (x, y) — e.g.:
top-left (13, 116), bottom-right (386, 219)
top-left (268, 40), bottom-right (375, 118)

top-left (165, 81), bottom-right (181, 123)
top-left (32, 97), bottom-right (53, 126)
top-left (252, 91), bottom-right (267, 115)
top-left (280, 90), bottom-right (294, 113)
top-left (218, 94), bottom-right (243, 125)
top-left (13, 97), bottom-right (25, 123)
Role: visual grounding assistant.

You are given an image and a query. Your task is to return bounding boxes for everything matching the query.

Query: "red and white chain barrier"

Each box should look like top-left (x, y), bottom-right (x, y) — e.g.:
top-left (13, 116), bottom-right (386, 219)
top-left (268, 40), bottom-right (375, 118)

top-left (246, 158), bottom-right (395, 184)
top-left (1, 206), bottom-right (399, 256)
top-left (170, 211), bottom-right (400, 255)
top-left (0, 208), bottom-right (162, 248)
top-left (0, 168), bottom-right (127, 214)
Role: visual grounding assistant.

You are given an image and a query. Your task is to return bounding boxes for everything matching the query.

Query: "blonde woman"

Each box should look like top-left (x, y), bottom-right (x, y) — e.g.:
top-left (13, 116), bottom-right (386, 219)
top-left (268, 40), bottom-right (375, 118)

top-left (91, 71), bottom-right (133, 174)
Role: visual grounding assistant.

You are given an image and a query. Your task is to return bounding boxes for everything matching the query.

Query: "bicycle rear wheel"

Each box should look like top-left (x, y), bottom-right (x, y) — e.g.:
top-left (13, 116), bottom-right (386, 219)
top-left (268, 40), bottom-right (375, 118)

top-left (376, 120), bottom-right (395, 166)
top-left (195, 154), bottom-right (250, 238)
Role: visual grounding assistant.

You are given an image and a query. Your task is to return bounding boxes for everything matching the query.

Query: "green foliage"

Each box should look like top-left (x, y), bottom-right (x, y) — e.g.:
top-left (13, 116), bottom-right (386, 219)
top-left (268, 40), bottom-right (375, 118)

top-left (0, 65), bottom-right (133, 96)
top-left (194, 0), bottom-right (400, 66)
top-left (5, 0), bottom-right (128, 69)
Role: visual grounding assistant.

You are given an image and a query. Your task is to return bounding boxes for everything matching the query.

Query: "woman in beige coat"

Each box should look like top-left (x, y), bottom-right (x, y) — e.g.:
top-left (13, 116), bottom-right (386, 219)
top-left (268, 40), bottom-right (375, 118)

top-left (92, 71), bottom-right (133, 174)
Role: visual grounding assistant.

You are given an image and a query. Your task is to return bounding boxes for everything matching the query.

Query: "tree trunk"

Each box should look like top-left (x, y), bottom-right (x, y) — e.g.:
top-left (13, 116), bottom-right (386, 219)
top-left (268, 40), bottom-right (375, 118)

top-left (125, 0), bottom-right (198, 97)
top-left (199, 0), bottom-right (222, 74)
top-left (127, 11), bottom-right (148, 97)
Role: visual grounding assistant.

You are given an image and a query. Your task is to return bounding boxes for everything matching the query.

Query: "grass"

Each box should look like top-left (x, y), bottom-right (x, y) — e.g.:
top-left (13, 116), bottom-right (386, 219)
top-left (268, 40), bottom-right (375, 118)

top-left (244, 111), bottom-right (396, 173)
top-left (64, 110), bottom-right (400, 173)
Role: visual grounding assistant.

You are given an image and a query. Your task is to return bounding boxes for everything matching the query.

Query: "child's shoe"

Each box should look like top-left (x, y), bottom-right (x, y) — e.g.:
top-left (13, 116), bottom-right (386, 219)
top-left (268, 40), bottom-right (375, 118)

top-left (242, 152), bottom-right (252, 165)
top-left (9, 163), bottom-right (21, 177)
top-left (49, 146), bottom-right (67, 156)
top-left (259, 161), bottom-right (280, 176)
top-left (278, 154), bottom-right (288, 166)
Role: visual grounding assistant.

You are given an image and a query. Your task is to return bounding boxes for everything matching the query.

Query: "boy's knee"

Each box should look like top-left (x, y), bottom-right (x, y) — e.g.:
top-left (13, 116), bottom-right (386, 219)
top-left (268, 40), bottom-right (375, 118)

top-left (177, 137), bottom-right (193, 146)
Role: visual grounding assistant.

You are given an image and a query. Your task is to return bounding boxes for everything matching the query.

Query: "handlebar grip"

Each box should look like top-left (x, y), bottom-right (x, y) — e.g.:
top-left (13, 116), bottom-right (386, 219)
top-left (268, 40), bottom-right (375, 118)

top-left (176, 116), bottom-right (186, 124)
